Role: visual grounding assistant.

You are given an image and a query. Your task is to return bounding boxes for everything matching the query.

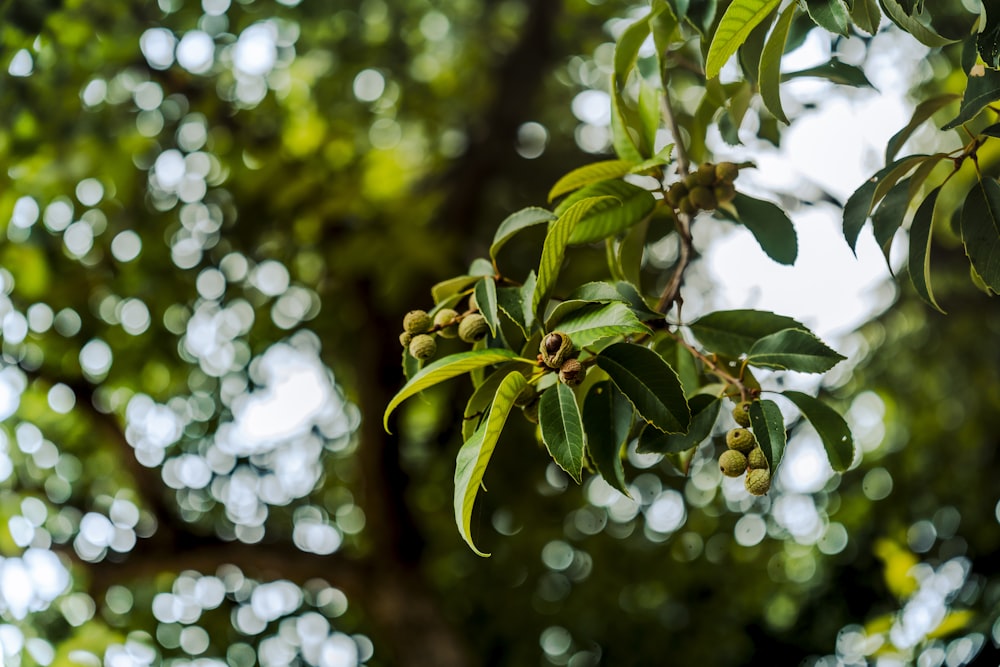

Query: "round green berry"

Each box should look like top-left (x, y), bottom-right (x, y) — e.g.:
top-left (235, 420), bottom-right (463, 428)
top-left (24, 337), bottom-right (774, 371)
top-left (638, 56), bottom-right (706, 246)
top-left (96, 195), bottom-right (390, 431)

top-left (399, 331), bottom-right (413, 347)
top-left (747, 447), bottom-right (768, 470)
top-left (678, 196), bottom-right (697, 216)
top-left (688, 186), bottom-right (717, 211)
top-left (713, 182), bottom-right (736, 205)
top-left (745, 468), bottom-right (771, 496)
top-left (715, 161), bottom-right (739, 183)
top-left (726, 427), bottom-right (756, 453)
top-left (719, 449), bottom-right (748, 477)
top-left (458, 313), bottom-right (490, 343)
top-left (694, 162), bottom-right (717, 186)
top-left (433, 308), bottom-right (460, 338)
top-left (732, 400), bottom-right (752, 428)
top-left (408, 334), bottom-right (437, 360)
top-left (666, 182), bottom-right (689, 207)
top-left (403, 309), bottom-right (432, 334)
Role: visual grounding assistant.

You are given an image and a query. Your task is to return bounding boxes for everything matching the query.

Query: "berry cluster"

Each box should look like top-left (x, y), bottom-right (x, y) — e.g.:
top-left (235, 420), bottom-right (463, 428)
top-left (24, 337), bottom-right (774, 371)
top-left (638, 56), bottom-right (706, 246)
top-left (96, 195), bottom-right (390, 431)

top-left (398, 304), bottom-right (490, 361)
top-left (719, 400), bottom-right (771, 496)
top-left (665, 162), bottom-right (739, 216)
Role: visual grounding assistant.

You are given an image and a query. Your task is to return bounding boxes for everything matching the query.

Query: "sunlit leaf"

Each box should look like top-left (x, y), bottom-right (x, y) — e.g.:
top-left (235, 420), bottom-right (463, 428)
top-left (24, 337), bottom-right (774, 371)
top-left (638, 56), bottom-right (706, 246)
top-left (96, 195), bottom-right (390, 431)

top-left (783, 390), bottom-right (855, 472)
top-left (746, 328), bottom-right (846, 373)
top-left (490, 207), bottom-right (556, 261)
top-left (554, 302), bottom-right (651, 349)
top-left (611, 86), bottom-right (644, 163)
top-left (960, 178), bottom-right (1000, 292)
top-left (539, 381), bottom-right (586, 483)
top-left (596, 342), bottom-right (690, 433)
top-left (548, 161), bottom-right (635, 202)
top-left (706, 0), bottom-right (782, 79)
top-left (688, 309), bottom-right (806, 357)
top-left (553, 180), bottom-right (657, 245)
top-left (584, 382), bottom-right (633, 495)
top-left (454, 371), bottom-right (527, 556)
top-left (431, 275), bottom-right (479, 304)
top-left (748, 399), bottom-right (786, 472)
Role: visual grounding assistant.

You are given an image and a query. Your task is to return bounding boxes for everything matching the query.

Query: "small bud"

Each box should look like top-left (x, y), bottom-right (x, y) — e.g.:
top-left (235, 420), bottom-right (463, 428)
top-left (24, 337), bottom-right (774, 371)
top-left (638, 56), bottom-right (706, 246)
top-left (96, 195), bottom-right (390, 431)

top-left (458, 313), bottom-right (490, 343)
top-left (403, 310), bottom-right (432, 334)
top-left (732, 400), bottom-right (752, 428)
top-left (408, 334), bottom-right (437, 360)
top-left (747, 447), bottom-right (768, 470)
top-left (558, 358), bottom-right (586, 386)
top-left (399, 331), bottom-right (413, 347)
top-left (719, 449), bottom-right (748, 477)
top-left (540, 332), bottom-right (575, 369)
top-left (434, 308), bottom-right (460, 338)
top-left (688, 186), bottom-right (718, 211)
top-left (745, 468), bottom-right (771, 496)
top-left (726, 427), bottom-right (756, 453)
top-left (715, 162), bottom-right (739, 183)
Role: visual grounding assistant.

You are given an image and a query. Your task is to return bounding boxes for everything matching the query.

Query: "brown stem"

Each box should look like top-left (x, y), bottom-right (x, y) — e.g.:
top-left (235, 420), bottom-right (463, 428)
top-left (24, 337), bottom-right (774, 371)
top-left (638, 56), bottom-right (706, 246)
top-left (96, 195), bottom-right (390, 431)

top-left (656, 212), bottom-right (693, 315)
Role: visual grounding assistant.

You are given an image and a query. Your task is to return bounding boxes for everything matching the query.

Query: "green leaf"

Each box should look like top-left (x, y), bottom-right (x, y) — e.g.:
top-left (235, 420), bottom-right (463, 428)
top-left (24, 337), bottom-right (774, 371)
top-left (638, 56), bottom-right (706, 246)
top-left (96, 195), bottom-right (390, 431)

top-left (454, 371), bottom-right (527, 556)
top-left (637, 394), bottom-right (720, 454)
top-left (384, 349), bottom-right (525, 432)
top-left (982, 123), bottom-right (1000, 138)
top-left (583, 382), bottom-right (633, 495)
top-left (614, 6), bottom-right (663, 85)
top-left (886, 94), bottom-right (960, 162)
top-left (942, 65), bottom-right (1000, 130)
top-left (521, 270), bottom-right (538, 332)
top-left (721, 192), bottom-right (797, 265)
top-left (553, 180), bottom-right (657, 245)
top-left (908, 186), bottom-right (945, 312)
top-left (843, 156), bottom-right (927, 252)
top-left (783, 391), bottom-right (855, 473)
top-left (539, 382), bottom-right (586, 483)
top-left (431, 275), bottom-right (479, 304)
top-left (554, 302), bottom-right (652, 349)
top-left (637, 79), bottom-right (661, 155)
top-left (759, 2), bottom-right (797, 125)
top-left (534, 196), bottom-right (613, 321)
top-left (980, 7), bottom-right (1000, 69)
top-left (630, 144), bottom-right (675, 174)
top-left (746, 328), bottom-right (846, 373)
top-left (737, 4), bottom-right (777, 85)
top-left (748, 399), bottom-right (786, 472)
top-left (850, 0), bottom-right (881, 34)
top-left (960, 178), bottom-right (1000, 292)
top-left (706, 0), bottom-right (782, 79)
top-left (548, 161), bottom-right (635, 202)
top-left (654, 336), bottom-right (699, 397)
top-left (688, 309), bottom-right (806, 357)
top-left (490, 207), bottom-right (556, 262)
top-left (474, 277), bottom-right (499, 337)
top-left (462, 364), bottom-right (527, 441)
top-left (781, 59), bottom-right (874, 88)
top-left (879, 0), bottom-right (954, 48)
top-left (496, 286), bottom-right (528, 338)
top-left (804, 0), bottom-right (850, 36)
top-left (611, 86), bottom-right (645, 163)
top-left (596, 342), bottom-right (690, 433)
top-left (567, 281), bottom-right (662, 321)
top-left (872, 178), bottom-right (913, 267)
top-left (469, 258), bottom-right (494, 276)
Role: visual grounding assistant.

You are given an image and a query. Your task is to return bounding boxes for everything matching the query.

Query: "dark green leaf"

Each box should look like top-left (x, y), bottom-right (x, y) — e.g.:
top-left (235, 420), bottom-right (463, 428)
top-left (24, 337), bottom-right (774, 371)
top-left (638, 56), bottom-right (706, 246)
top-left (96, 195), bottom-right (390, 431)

top-left (850, 0), bottom-right (881, 34)
top-left (871, 178), bottom-right (913, 268)
top-left (759, 2), bottom-right (797, 124)
top-left (782, 59), bottom-right (874, 88)
top-left (706, 0), bottom-right (783, 79)
top-left (583, 382), bottom-right (633, 495)
top-left (720, 192), bottom-right (797, 265)
top-left (474, 277), bottom-right (499, 337)
top-left (843, 156), bottom-right (927, 252)
top-left (804, 0), bottom-right (850, 36)
top-left (497, 286), bottom-right (528, 338)
top-left (554, 302), bottom-right (651, 349)
top-left (886, 94), bottom-right (960, 162)
top-left (548, 161), bottom-right (635, 202)
top-left (553, 180), bottom-right (657, 245)
top-left (688, 309), bottom-right (806, 356)
top-left (490, 207), bottom-right (556, 261)
top-left (783, 391), bottom-right (855, 473)
top-left (654, 336), bottom-right (700, 397)
top-left (566, 281), bottom-right (662, 321)
top-left (748, 399), bottom-right (786, 472)
top-left (982, 123), bottom-right (1000, 138)
top-left (454, 371), bottom-right (527, 556)
top-left (960, 178), bottom-right (1000, 292)
top-left (684, 0), bottom-right (718, 35)
top-left (908, 186), bottom-right (946, 312)
top-left (737, 3), bottom-right (777, 85)
top-left (637, 394), bottom-right (720, 454)
top-left (942, 65), bottom-right (1000, 130)
top-left (980, 7), bottom-right (1000, 69)
top-left (596, 342), bottom-right (691, 433)
top-left (746, 328), bottom-right (846, 373)
top-left (879, 0), bottom-right (953, 47)
top-left (539, 382), bottom-right (586, 483)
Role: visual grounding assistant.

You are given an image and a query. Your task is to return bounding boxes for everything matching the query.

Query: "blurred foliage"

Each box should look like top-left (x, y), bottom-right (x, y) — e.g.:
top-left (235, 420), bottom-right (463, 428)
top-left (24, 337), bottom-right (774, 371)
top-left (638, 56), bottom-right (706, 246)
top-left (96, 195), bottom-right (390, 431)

top-left (0, 1), bottom-right (998, 667)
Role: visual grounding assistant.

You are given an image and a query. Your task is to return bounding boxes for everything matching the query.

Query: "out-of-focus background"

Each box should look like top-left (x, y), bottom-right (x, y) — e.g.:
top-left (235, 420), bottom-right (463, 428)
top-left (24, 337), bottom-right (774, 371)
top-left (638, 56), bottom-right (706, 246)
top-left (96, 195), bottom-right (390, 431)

top-left (0, 1), bottom-right (998, 665)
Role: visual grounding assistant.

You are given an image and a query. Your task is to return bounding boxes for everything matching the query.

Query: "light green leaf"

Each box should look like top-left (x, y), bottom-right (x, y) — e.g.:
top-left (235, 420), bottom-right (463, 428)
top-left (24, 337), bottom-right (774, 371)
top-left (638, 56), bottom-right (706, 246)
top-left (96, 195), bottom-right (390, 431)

top-left (748, 399), bottom-right (786, 472)
top-left (879, 0), bottom-right (954, 48)
top-left (637, 78), bottom-right (661, 155)
top-left (553, 180), bottom-right (657, 245)
top-left (637, 394), bottom-right (719, 454)
top-left (706, 0), bottom-right (783, 79)
top-left (746, 328), bottom-right (846, 373)
top-left (886, 94), bottom-right (960, 162)
top-left (474, 277), bottom-right (499, 337)
top-left (539, 382), bottom-right (586, 483)
top-left (462, 363), bottom-right (528, 441)
top-left (688, 309), bottom-right (806, 357)
top-left (960, 178), bottom-right (1000, 292)
top-left (490, 207), bottom-right (556, 262)
top-left (614, 6), bottom-right (663, 84)
top-left (943, 66), bottom-right (1000, 130)
top-left (555, 302), bottom-right (652, 349)
top-left (783, 391), bottom-right (855, 473)
top-left (496, 286), bottom-right (528, 338)
top-left (611, 86), bottom-right (645, 163)
top-left (454, 371), bottom-right (528, 556)
top-left (521, 270), bottom-right (538, 332)
top-left (782, 59), bottom-right (874, 88)
top-left (805, 0), bottom-right (850, 36)
top-left (534, 197), bottom-right (614, 321)
top-left (851, 0), bottom-right (881, 34)
top-left (721, 192), bottom-right (797, 265)
top-left (759, 2), bottom-right (797, 125)
top-left (548, 161), bottom-right (635, 202)
top-left (431, 275), bottom-right (480, 304)
top-left (583, 382), bottom-right (633, 496)
top-left (384, 349), bottom-right (525, 432)
top-left (908, 186), bottom-right (946, 312)
top-left (629, 144), bottom-right (675, 174)
top-left (469, 258), bottom-right (494, 276)
top-left (596, 342), bottom-right (690, 433)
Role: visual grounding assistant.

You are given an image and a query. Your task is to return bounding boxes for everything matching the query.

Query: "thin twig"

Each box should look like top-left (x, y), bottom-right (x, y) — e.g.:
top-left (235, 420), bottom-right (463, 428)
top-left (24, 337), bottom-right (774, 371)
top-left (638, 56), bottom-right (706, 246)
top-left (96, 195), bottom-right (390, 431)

top-left (656, 87), bottom-right (694, 315)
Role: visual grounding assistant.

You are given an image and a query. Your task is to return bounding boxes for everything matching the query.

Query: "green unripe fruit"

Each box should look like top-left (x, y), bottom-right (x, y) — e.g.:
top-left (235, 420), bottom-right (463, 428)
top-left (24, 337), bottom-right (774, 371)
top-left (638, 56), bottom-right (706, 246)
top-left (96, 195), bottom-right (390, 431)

top-left (434, 308), bottom-right (460, 338)
top-left (458, 313), bottom-right (490, 343)
top-left (409, 334), bottom-right (437, 360)
top-left (558, 358), bottom-right (586, 386)
top-left (403, 309), bottom-right (432, 334)
top-left (688, 186), bottom-right (717, 211)
top-left (719, 449), bottom-right (748, 477)
top-left (399, 331), bottom-right (413, 347)
top-left (732, 400), bottom-right (752, 428)
top-left (747, 447), bottom-right (768, 470)
top-left (666, 182), bottom-right (689, 207)
top-left (745, 468), bottom-right (771, 496)
top-left (715, 161), bottom-right (739, 183)
top-left (694, 163), bottom-right (717, 186)
top-left (540, 331), bottom-right (575, 369)
top-left (726, 427), bottom-right (756, 453)
top-left (678, 196), bottom-right (697, 216)
top-left (713, 183), bottom-right (736, 205)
